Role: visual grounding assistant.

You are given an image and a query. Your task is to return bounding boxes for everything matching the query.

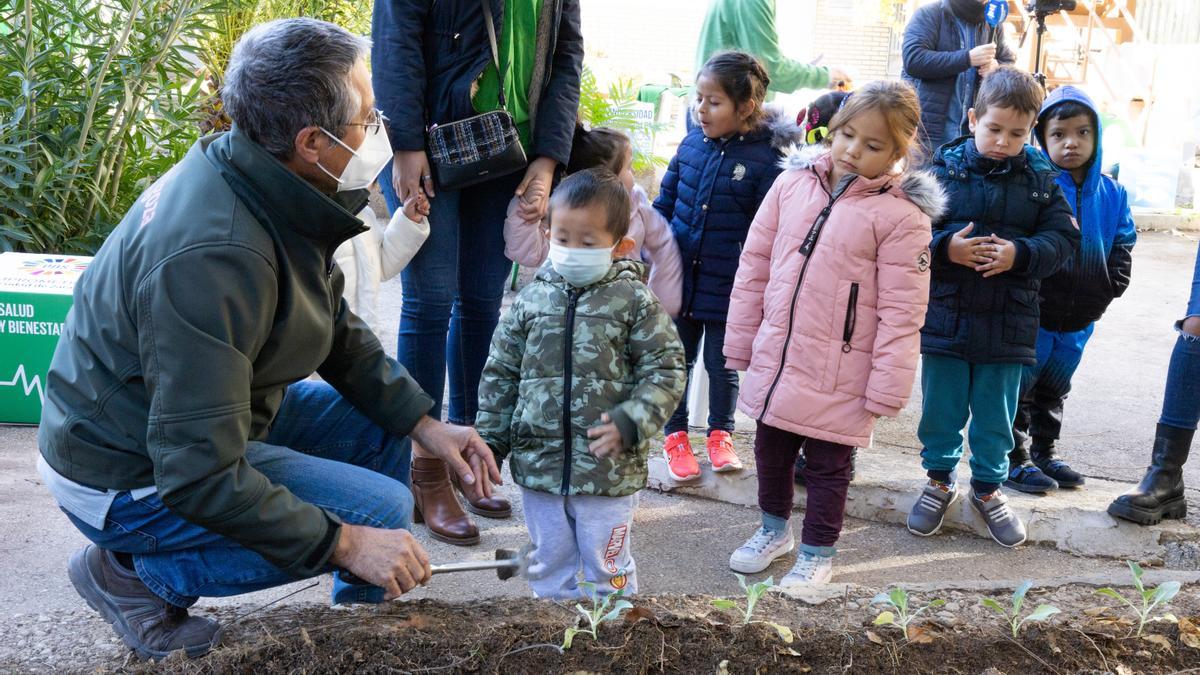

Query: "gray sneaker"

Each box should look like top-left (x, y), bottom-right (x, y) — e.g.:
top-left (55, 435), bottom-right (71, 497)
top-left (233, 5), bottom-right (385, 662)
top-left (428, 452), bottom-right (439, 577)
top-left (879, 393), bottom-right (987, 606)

top-left (970, 489), bottom-right (1027, 548)
top-left (68, 545), bottom-right (220, 660)
top-left (907, 480), bottom-right (958, 536)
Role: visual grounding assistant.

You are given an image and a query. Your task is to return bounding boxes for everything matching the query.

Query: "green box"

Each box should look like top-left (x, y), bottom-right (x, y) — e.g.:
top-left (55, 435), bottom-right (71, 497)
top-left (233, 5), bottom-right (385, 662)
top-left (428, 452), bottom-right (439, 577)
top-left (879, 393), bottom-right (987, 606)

top-left (0, 253), bottom-right (92, 425)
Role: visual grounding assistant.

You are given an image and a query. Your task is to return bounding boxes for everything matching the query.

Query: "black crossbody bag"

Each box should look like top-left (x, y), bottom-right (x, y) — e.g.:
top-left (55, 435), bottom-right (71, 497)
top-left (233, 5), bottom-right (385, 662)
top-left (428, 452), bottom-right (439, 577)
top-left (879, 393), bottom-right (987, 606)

top-left (425, 0), bottom-right (528, 191)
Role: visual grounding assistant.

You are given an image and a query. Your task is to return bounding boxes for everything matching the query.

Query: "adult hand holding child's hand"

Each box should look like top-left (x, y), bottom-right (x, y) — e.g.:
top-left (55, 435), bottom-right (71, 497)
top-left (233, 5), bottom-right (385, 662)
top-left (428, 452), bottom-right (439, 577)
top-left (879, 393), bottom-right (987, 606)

top-left (947, 222), bottom-right (993, 268)
top-left (402, 192), bottom-right (430, 222)
top-left (587, 412), bottom-right (624, 459)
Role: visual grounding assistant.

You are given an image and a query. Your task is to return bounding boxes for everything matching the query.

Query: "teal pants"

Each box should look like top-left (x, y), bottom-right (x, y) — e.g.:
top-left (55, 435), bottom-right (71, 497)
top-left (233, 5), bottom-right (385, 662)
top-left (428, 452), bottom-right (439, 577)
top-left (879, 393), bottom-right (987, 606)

top-left (918, 354), bottom-right (1023, 491)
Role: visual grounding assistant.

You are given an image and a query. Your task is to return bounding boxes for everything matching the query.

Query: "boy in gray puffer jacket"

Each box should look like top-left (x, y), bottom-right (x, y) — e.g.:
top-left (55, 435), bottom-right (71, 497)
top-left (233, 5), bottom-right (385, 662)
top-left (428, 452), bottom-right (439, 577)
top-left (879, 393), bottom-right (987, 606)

top-left (476, 169), bottom-right (686, 599)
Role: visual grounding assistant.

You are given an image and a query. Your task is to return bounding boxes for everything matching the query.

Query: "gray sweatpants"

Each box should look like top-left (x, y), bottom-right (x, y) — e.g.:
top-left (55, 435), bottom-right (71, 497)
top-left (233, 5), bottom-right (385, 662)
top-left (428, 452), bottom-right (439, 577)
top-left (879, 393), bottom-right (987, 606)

top-left (520, 487), bottom-right (638, 600)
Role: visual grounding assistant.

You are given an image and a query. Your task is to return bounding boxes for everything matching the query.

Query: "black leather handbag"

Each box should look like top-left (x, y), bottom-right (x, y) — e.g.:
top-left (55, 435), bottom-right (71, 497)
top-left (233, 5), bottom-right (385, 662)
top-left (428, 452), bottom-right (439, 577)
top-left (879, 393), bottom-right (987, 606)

top-left (425, 0), bottom-right (528, 191)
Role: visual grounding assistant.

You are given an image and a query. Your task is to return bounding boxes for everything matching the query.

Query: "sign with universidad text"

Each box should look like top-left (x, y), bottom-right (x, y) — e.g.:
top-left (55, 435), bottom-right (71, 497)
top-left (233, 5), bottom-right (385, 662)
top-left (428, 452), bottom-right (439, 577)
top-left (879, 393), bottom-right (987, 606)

top-left (0, 253), bottom-right (91, 424)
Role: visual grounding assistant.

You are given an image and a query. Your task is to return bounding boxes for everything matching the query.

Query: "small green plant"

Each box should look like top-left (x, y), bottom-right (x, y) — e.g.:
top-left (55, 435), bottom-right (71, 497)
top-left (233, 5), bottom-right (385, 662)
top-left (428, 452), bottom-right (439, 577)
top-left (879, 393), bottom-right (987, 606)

top-left (561, 582), bottom-right (632, 649)
top-left (711, 573), bottom-right (773, 624)
top-left (871, 587), bottom-right (945, 641)
top-left (710, 574), bottom-right (794, 643)
top-left (1096, 561), bottom-right (1181, 636)
top-left (981, 580), bottom-right (1061, 638)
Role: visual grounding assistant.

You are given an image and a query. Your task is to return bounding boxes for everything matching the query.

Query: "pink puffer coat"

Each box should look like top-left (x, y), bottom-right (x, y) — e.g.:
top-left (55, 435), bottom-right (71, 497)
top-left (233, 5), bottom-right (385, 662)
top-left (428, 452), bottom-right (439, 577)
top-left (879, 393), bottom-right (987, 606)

top-left (724, 146), bottom-right (945, 448)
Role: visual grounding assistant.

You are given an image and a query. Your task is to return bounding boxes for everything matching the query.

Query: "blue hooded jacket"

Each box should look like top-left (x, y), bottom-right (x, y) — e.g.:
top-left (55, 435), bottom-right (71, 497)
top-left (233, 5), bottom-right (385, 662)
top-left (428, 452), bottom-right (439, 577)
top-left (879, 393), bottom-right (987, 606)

top-left (1033, 86), bottom-right (1137, 333)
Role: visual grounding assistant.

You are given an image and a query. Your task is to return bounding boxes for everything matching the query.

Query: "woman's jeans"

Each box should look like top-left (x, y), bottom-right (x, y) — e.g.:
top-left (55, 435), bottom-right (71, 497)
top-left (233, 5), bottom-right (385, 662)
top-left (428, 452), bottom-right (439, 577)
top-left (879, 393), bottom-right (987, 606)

top-left (379, 163), bottom-right (518, 425)
top-left (62, 381), bottom-right (412, 607)
top-left (664, 317), bottom-right (739, 435)
top-left (1160, 241), bottom-right (1200, 430)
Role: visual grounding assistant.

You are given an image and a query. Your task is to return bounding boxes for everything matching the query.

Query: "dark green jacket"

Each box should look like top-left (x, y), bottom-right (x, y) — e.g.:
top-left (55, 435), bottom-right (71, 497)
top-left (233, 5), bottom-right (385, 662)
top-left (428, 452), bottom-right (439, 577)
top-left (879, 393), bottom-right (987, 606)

top-left (38, 128), bottom-right (434, 578)
top-left (476, 260), bottom-right (686, 497)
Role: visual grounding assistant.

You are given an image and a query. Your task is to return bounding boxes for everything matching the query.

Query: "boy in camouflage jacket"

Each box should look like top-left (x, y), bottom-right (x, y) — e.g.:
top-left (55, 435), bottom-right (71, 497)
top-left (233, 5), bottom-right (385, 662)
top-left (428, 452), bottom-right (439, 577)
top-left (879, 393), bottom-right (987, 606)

top-left (477, 169), bottom-right (686, 599)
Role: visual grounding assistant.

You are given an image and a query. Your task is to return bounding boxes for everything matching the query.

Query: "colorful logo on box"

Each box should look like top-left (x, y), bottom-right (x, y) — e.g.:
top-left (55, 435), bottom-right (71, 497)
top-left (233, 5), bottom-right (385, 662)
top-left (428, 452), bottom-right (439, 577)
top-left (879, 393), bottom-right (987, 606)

top-left (20, 257), bottom-right (89, 276)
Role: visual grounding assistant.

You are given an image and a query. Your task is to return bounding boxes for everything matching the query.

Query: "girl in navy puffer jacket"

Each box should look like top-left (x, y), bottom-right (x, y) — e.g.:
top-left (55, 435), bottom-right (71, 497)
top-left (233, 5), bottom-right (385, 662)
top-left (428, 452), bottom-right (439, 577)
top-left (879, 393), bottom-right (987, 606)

top-left (654, 51), bottom-right (802, 481)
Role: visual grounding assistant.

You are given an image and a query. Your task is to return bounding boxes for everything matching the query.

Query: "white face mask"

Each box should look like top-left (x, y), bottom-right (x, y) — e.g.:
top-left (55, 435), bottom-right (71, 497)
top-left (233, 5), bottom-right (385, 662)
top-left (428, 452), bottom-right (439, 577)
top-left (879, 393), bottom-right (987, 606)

top-left (548, 242), bottom-right (615, 287)
top-left (318, 125), bottom-right (392, 192)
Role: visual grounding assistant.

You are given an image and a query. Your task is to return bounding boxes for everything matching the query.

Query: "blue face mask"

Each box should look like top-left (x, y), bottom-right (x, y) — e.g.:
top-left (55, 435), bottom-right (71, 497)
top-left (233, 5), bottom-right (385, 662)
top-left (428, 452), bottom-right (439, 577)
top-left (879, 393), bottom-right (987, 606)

top-left (548, 242), bottom-right (615, 287)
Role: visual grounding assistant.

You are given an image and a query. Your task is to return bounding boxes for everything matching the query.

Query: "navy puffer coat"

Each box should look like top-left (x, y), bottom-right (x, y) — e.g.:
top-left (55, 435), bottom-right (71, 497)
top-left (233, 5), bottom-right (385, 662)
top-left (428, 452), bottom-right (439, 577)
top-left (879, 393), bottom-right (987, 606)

top-left (653, 107), bottom-right (801, 321)
top-left (920, 137), bottom-right (1080, 365)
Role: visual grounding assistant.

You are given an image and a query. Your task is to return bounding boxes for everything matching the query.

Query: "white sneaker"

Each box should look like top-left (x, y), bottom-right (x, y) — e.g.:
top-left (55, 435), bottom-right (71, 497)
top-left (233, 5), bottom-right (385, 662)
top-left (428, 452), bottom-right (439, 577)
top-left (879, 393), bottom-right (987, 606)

top-left (780, 552), bottom-right (833, 587)
top-left (729, 527), bottom-right (795, 573)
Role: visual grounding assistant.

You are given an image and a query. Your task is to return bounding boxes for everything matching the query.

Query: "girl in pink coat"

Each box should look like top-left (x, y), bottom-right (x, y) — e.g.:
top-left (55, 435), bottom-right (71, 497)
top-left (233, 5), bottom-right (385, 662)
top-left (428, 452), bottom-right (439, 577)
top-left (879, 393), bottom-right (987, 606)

top-left (724, 81), bottom-right (946, 586)
top-left (504, 125), bottom-right (683, 317)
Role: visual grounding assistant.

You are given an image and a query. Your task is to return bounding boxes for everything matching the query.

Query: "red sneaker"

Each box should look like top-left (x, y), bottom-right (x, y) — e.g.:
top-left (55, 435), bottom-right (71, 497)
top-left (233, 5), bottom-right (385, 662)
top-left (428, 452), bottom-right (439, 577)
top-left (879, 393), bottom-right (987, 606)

top-left (706, 430), bottom-right (743, 472)
top-left (663, 431), bottom-right (701, 481)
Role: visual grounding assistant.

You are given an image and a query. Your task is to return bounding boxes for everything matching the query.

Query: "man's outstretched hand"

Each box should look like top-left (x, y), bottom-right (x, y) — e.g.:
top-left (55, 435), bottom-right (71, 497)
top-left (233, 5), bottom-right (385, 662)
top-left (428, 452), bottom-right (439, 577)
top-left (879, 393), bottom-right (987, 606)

top-left (410, 416), bottom-right (503, 503)
top-left (331, 524), bottom-right (431, 600)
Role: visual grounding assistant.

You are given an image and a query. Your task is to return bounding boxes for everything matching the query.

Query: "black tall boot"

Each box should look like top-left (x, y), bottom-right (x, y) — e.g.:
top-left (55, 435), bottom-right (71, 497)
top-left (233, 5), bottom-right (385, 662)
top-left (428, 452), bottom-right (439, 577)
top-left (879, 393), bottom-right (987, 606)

top-left (1108, 424), bottom-right (1192, 525)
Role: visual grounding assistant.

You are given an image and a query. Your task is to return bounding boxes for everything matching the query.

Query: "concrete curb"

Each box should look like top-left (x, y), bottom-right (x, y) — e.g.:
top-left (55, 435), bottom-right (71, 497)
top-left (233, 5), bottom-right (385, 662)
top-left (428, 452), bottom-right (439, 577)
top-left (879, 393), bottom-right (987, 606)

top-left (1134, 210), bottom-right (1200, 232)
top-left (646, 452), bottom-right (1200, 562)
top-left (771, 570), bottom-right (1200, 605)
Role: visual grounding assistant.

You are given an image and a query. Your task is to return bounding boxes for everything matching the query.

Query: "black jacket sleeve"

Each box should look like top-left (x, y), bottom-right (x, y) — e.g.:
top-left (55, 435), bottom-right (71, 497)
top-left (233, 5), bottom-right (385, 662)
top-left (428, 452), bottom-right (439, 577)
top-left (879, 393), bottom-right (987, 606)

top-left (1107, 186), bottom-right (1137, 298)
top-left (903, 5), bottom-right (970, 80)
top-left (531, 0), bottom-right (584, 166)
top-left (372, 0), bottom-right (431, 153)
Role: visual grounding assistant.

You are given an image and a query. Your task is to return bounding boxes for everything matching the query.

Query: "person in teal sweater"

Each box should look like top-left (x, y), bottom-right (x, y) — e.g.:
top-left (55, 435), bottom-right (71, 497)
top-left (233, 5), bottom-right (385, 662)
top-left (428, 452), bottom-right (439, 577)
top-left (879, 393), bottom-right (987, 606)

top-left (695, 0), bottom-right (852, 94)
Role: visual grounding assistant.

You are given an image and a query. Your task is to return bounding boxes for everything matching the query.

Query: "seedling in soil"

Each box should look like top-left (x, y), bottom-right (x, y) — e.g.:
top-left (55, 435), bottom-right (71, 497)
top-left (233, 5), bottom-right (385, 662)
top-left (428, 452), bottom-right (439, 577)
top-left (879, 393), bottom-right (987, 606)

top-left (711, 574), bottom-right (773, 624)
top-left (981, 580), bottom-right (1061, 638)
top-left (871, 587), bottom-right (945, 643)
top-left (562, 581), bottom-right (632, 649)
top-left (1096, 560), bottom-right (1181, 636)
top-left (710, 574), bottom-right (794, 643)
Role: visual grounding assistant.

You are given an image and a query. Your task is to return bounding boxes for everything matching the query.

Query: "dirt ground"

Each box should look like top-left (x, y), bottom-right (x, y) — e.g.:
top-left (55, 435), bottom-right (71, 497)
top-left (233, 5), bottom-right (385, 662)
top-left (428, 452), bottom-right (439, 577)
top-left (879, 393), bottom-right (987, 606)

top-left (111, 584), bottom-right (1200, 674)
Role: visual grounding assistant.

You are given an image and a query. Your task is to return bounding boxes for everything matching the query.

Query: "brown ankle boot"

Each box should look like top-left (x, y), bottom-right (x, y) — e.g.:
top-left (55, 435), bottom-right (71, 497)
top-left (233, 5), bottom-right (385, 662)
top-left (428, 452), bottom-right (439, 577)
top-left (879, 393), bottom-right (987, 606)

top-left (410, 454), bottom-right (479, 546)
top-left (449, 469), bottom-right (512, 519)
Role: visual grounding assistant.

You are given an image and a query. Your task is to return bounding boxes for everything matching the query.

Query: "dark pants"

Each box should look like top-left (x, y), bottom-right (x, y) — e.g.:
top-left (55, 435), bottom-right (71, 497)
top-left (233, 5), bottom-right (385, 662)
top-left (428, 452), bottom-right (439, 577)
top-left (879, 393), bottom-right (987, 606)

top-left (379, 163), bottom-right (519, 425)
top-left (1013, 324), bottom-right (1094, 452)
top-left (754, 422), bottom-right (854, 548)
top-left (665, 317), bottom-right (739, 434)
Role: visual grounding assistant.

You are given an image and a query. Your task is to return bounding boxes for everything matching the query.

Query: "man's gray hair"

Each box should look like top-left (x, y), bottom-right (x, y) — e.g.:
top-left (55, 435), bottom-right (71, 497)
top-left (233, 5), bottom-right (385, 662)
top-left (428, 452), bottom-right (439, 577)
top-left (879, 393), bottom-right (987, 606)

top-left (223, 18), bottom-right (371, 159)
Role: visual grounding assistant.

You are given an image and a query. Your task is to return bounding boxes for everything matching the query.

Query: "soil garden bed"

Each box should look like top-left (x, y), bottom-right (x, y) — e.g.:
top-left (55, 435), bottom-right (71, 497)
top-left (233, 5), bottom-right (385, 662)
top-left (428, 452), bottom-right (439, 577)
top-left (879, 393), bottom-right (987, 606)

top-left (136, 584), bottom-right (1200, 674)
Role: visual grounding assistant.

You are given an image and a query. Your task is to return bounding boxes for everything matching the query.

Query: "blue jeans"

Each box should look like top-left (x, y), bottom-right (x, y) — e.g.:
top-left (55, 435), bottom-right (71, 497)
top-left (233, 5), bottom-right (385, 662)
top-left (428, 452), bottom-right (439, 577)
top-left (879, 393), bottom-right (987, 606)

top-left (379, 163), bottom-right (518, 425)
top-left (62, 381), bottom-right (412, 607)
top-left (1161, 242), bottom-right (1200, 429)
top-left (664, 317), bottom-right (739, 435)
top-left (918, 354), bottom-right (1022, 492)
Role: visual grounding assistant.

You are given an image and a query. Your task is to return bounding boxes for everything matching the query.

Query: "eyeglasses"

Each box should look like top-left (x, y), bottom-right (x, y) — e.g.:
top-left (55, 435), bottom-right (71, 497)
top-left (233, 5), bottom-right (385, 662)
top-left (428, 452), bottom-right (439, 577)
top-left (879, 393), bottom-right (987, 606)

top-left (346, 108), bottom-right (388, 136)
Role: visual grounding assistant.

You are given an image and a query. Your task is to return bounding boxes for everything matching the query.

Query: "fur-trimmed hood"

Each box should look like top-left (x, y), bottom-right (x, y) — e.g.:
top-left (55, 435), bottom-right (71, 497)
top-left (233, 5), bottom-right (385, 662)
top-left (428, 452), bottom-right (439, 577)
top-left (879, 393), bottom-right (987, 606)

top-left (780, 144), bottom-right (947, 221)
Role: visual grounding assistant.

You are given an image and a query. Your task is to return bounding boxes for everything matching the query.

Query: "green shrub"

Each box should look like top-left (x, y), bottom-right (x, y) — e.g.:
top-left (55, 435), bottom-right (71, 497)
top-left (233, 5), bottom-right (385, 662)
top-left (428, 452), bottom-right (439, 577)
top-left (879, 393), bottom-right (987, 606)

top-left (0, 0), bottom-right (228, 254)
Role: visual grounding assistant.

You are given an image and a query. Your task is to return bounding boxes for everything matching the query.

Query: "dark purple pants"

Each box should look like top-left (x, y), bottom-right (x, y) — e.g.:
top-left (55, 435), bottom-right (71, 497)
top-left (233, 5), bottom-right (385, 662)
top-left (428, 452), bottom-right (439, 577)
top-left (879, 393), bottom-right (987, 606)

top-left (754, 421), bottom-right (855, 548)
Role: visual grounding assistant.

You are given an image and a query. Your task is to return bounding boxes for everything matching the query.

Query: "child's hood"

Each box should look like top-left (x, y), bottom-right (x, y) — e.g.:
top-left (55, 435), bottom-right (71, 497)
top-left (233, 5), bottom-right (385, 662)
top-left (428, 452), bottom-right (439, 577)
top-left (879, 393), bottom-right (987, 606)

top-left (762, 104), bottom-right (805, 150)
top-left (1034, 85), bottom-right (1104, 192)
top-left (779, 144), bottom-right (947, 221)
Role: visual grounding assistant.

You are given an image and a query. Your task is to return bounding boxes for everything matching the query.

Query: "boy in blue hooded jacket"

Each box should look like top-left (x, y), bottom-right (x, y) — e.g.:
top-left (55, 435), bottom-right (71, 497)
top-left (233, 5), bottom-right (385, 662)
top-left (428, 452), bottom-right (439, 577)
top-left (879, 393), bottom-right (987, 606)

top-left (1004, 86), bottom-right (1137, 493)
